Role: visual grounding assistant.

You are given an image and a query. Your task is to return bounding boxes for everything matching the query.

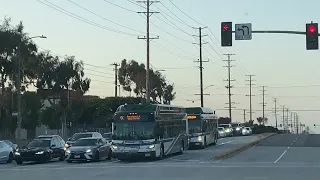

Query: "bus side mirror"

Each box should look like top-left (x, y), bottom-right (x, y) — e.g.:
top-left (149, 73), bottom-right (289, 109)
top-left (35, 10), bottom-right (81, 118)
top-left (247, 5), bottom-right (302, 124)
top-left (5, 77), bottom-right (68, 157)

top-left (114, 126), bottom-right (116, 130)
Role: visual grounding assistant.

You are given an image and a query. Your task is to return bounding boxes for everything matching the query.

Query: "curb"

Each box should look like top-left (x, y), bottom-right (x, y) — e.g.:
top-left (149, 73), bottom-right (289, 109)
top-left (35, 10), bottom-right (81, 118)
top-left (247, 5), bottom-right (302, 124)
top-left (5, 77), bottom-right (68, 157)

top-left (214, 133), bottom-right (276, 160)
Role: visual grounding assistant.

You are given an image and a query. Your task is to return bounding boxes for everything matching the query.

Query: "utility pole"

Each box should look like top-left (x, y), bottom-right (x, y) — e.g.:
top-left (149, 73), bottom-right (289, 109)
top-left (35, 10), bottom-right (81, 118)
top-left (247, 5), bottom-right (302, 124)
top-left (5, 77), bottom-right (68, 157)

top-left (296, 114), bottom-right (299, 134)
top-left (273, 98), bottom-right (278, 128)
top-left (282, 106), bottom-right (285, 131)
top-left (137, 0), bottom-right (159, 103)
top-left (290, 112), bottom-right (293, 133)
top-left (243, 109), bottom-right (246, 123)
top-left (16, 43), bottom-right (22, 145)
top-left (193, 27), bottom-right (208, 107)
top-left (111, 63), bottom-right (119, 97)
top-left (260, 86), bottom-right (267, 124)
top-left (286, 108), bottom-right (289, 132)
top-left (246, 75), bottom-right (255, 122)
top-left (223, 54), bottom-right (235, 121)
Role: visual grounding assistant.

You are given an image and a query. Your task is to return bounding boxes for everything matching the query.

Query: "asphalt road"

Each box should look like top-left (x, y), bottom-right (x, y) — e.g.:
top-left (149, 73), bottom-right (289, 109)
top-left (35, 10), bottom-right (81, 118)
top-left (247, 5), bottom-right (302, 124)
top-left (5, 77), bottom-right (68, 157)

top-left (3, 134), bottom-right (319, 180)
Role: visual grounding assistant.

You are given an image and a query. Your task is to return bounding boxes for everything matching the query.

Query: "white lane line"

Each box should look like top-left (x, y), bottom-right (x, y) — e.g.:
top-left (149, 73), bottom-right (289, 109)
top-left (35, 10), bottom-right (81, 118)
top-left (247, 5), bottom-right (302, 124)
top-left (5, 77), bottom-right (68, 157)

top-left (217, 140), bottom-right (236, 146)
top-left (273, 150), bottom-right (288, 163)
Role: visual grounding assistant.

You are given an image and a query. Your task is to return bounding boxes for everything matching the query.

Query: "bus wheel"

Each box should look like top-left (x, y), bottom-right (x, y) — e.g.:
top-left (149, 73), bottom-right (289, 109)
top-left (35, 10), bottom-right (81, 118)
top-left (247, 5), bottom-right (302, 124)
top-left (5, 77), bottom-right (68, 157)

top-left (178, 140), bottom-right (184, 154)
top-left (213, 135), bottom-right (218, 145)
top-left (202, 138), bottom-right (207, 149)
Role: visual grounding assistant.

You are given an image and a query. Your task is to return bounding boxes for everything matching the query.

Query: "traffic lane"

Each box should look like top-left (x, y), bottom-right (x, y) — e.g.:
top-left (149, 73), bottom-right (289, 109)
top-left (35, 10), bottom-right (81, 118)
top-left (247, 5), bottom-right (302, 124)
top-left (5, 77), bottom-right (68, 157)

top-left (276, 147), bottom-right (320, 164)
top-left (223, 134), bottom-right (300, 163)
top-left (1, 161), bottom-right (320, 180)
top-left (274, 134), bottom-right (320, 164)
top-left (164, 135), bottom-right (260, 162)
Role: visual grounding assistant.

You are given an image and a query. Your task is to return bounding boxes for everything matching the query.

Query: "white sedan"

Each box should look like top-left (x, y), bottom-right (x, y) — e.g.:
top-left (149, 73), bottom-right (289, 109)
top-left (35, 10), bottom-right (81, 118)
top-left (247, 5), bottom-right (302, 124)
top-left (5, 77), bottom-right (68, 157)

top-left (242, 127), bottom-right (252, 135)
top-left (218, 127), bottom-right (227, 138)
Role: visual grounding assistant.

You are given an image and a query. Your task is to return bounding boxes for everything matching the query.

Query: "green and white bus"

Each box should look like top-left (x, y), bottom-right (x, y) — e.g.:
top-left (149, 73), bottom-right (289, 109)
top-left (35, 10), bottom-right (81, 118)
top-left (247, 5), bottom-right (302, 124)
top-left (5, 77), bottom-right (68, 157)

top-left (111, 104), bottom-right (189, 160)
top-left (186, 107), bottom-right (219, 148)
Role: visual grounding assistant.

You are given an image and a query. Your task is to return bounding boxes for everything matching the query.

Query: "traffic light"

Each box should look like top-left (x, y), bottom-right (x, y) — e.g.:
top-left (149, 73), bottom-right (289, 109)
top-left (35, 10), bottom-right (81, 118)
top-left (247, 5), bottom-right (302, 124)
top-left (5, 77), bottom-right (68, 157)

top-left (314, 124), bottom-right (316, 127)
top-left (306, 23), bottom-right (318, 50)
top-left (221, 22), bottom-right (232, 47)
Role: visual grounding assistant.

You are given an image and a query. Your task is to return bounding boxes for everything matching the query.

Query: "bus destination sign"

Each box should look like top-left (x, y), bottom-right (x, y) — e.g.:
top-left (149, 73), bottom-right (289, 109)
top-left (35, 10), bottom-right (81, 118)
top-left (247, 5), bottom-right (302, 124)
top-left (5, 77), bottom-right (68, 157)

top-left (187, 115), bottom-right (198, 120)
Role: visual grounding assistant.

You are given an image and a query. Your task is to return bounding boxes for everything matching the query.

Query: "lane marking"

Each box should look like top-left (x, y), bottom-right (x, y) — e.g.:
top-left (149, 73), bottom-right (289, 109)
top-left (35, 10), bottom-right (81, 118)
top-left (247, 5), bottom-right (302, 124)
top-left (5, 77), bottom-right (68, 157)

top-left (273, 149), bottom-right (287, 163)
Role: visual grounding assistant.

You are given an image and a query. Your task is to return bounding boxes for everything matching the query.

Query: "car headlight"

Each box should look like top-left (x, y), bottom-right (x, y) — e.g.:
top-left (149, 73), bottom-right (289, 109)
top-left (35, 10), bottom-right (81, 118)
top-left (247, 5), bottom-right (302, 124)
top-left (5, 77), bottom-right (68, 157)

top-left (111, 145), bottom-right (118, 150)
top-left (148, 144), bottom-right (155, 149)
top-left (15, 152), bottom-right (20, 155)
top-left (225, 129), bottom-right (230, 132)
top-left (86, 149), bottom-right (92, 153)
top-left (236, 127), bottom-right (240, 130)
top-left (197, 136), bottom-right (202, 141)
top-left (66, 149), bottom-right (71, 154)
top-left (35, 151), bottom-right (44, 155)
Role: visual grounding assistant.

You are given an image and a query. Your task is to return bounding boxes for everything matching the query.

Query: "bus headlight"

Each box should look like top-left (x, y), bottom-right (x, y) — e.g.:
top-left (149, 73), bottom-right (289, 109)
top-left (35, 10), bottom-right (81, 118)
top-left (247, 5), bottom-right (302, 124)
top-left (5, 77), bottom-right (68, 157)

top-left (148, 144), bottom-right (155, 149)
top-left (197, 136), bottom-right (202, 141)
top-left (66, 149), bottom-right (71, 154)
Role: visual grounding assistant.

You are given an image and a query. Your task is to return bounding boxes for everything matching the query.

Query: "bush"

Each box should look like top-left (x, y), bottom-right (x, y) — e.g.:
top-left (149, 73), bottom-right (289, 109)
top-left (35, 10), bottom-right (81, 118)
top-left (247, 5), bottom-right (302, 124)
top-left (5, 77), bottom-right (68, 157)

top-left (252, 125), bottom-right (280, 134)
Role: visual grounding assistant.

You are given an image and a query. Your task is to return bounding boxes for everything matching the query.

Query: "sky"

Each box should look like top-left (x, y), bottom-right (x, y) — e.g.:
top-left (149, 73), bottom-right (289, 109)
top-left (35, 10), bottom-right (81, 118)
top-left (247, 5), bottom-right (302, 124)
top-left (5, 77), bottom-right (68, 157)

top-left (1, 0), bottom-right (320, 133)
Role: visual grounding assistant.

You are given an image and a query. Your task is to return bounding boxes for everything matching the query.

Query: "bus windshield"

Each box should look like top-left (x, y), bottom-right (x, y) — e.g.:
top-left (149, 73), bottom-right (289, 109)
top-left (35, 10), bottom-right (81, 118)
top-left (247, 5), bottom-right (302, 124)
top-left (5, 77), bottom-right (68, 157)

top-left (114, 122), bottom-right (155, 140)
top-left (188, 120), bottom-right (202, 133)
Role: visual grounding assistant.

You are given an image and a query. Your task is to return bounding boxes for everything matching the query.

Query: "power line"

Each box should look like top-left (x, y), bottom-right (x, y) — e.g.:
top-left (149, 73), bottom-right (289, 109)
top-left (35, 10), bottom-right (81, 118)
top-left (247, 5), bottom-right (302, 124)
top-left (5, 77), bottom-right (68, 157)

top-left (37, 0), bottom-right (138, 36)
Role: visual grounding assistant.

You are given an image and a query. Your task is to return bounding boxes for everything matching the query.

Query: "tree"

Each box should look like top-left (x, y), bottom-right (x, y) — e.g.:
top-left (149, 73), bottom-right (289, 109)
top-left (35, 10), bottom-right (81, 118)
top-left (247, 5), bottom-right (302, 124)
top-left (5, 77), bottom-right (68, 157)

top-left (118, 59), bottom-right (175, 103)
top-left (256, 117), bottom-right (267, 125)
top-left (36, 53), bottom-right (91, 139)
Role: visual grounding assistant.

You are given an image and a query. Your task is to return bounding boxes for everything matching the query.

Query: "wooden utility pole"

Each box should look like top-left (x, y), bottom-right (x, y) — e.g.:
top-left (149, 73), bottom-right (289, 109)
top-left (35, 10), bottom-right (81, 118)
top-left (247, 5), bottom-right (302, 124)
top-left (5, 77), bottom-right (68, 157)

top-left (138, 0), bottom-right (159, 103)
top-left (111, 63), bottom-right (119, 97)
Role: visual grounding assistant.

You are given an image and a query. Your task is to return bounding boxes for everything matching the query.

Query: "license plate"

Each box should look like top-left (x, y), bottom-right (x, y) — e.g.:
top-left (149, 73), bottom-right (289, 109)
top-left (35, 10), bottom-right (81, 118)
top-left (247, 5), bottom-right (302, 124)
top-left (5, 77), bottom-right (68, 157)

top-left (145, 153), bottom-right (151, 157)
top-left (74, 155), bottom-right (80, 158)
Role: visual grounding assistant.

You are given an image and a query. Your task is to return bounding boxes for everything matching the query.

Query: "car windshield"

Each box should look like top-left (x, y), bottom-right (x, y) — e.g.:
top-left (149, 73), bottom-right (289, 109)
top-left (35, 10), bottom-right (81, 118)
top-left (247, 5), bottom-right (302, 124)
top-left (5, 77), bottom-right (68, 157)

top-left (219, 124), bottom-right (230, 128)
top-left (103, 133), bottom-right (112, 140)
top-left (73, 139), bottom-right (98, 146)
top-left (27, 139), bottom-right (50, 148)
top-left (218, 127), bottom-right (224, 131)
top-left (70, 133), bottom-right (93, 141)
top-left (232, 124), bottom-right (240, 127)
top-left (188, 120), bottom-right (202, 133)
top-left (114, 122), bottom-right (154, 140)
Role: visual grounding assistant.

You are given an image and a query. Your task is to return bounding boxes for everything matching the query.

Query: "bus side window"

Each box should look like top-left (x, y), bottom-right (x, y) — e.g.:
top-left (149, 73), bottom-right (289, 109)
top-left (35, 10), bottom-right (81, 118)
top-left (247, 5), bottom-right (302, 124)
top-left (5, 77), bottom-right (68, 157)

top-left (202, 120), bottom-right (208, 132)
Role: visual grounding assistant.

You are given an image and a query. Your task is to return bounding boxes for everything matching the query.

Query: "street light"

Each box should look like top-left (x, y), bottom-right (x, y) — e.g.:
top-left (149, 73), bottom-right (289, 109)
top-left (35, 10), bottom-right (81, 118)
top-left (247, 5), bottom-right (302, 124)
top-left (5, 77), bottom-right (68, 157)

top-left (16, 35), bottom-right (47, 145)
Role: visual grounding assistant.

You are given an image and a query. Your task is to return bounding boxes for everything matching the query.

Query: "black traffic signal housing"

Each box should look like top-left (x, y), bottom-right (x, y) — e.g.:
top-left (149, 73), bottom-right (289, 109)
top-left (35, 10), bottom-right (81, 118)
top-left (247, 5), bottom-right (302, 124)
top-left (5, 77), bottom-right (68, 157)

top-left (306, 23), bottom-right (318, 50)
top-left (221, 22), bottom-right (232, 47)
top-left (314, 124), bottom-right (316, 127)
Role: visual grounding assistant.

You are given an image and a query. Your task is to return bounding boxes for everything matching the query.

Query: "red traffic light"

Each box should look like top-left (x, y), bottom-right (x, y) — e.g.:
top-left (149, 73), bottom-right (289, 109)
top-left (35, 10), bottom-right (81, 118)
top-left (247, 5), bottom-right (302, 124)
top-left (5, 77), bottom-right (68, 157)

top-left (223, 25), bottom-right (229, 31)
top-left (308, 25), bottom-right (316, 33)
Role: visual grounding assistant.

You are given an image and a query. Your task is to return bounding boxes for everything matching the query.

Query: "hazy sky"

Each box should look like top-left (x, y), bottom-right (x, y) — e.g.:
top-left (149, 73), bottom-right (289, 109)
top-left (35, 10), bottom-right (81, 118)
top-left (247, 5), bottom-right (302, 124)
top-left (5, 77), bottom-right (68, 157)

top-left (2, 0), bottom-right (320, 133)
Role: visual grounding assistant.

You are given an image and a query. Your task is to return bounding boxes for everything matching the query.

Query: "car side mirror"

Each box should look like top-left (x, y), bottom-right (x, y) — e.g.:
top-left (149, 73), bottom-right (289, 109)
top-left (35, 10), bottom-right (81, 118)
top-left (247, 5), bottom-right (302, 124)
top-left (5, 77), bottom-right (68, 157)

top-left (51, 144), bottom-right (56, 148)
top-left (68, 138), bottom-right (71, 141)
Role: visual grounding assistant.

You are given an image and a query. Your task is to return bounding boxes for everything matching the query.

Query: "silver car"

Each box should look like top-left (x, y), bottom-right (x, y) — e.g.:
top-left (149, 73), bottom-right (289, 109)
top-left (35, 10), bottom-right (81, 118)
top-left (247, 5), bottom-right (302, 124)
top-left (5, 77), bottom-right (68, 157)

top-left (218, 127), bottom-right (227, 138)
top-left (0, 140), bottom-right (14, 163)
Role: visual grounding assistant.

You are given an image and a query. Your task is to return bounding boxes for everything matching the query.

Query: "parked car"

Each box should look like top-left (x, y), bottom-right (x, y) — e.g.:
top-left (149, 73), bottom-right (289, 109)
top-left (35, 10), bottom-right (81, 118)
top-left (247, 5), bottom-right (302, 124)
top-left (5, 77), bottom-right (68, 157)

top-left (65, 137), bottom-right (112, 163)
top-left (218, 127), bottom-right (227, 138)
top-left (65, 132), bottom-right (103, 149)
top-left (14, 138), bottom-right (65, 164)
top-left (0, 140), bottom-right (14, 163)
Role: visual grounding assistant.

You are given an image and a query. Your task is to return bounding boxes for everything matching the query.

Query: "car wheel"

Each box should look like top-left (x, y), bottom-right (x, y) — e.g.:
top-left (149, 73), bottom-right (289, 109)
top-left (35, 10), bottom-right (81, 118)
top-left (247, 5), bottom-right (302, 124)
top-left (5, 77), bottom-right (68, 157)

top-left (107, 149), bottom-right (112, 160)
top-left (59, 153), bottom-right (65, 161)
top-left (95, 151), bottom-right (100, 162)
top-left (16, 159), bottom-right (23, 165)
top-left (7, 152), bottom-right (13, 163)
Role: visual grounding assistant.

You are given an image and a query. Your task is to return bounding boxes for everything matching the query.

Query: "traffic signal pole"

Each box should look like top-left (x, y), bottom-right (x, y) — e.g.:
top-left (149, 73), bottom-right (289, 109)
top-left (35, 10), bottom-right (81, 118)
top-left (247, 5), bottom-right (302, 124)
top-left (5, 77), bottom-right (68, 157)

top-left (232, 30), bottom-right (318, 36)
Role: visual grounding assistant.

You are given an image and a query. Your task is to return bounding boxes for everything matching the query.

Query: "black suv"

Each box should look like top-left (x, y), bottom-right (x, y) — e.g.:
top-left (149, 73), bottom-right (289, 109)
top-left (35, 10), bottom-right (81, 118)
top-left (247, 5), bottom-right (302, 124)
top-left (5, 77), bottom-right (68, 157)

top-left (232, 123), bottom-right (243, 136)
top-left (14, 138), bottom-right (66, 164)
